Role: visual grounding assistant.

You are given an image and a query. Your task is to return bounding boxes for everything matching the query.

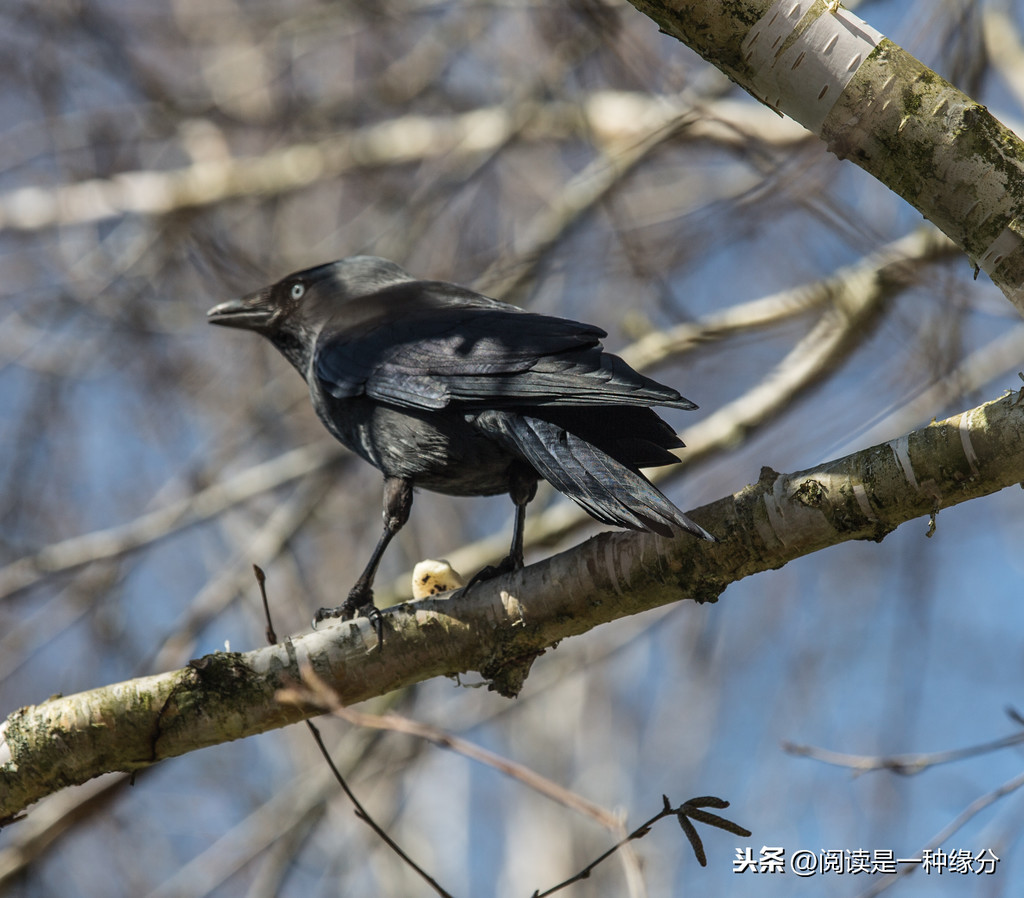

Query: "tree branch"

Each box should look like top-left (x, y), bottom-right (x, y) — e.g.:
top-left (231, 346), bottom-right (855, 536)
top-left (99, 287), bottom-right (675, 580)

top-left (0, 91), bottom-right (799, 237)
top-left (2, 389), bottom-right (1022, 820)
top-left (0, 440), bottom-right (343, 602)
top-left (626, 0), bottom-right (1024, 311)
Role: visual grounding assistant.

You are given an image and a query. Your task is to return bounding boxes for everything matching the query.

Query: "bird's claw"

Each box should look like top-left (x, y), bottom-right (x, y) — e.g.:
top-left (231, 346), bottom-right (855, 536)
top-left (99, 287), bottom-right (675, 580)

top-left (312, 593), bottom-right (385, 645)
top-left (465, 554), bottom-right (522, 590)
top-left (363, 604), bottom-right (384, 644)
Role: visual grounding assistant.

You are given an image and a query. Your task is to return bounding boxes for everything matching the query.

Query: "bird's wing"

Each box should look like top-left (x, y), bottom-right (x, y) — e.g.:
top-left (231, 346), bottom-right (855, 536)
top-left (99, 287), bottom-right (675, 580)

top-left (314, 286), bottom-right (694, 411)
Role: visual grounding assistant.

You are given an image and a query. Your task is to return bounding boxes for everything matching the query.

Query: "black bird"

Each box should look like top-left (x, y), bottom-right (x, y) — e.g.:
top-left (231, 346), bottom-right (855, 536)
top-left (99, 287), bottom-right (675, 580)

top-left (208, 257), bottom-right (713, 630)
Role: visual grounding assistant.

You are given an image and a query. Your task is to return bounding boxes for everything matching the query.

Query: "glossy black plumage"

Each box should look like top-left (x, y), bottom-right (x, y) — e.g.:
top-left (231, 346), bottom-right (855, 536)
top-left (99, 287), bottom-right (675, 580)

top-left (208, 256), bottom-right (713, 628)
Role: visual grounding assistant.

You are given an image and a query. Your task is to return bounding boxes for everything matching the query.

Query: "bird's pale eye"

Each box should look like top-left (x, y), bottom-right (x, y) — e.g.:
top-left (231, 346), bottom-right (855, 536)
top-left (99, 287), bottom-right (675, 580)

top-left (291, 283), bottom-right (305, 300)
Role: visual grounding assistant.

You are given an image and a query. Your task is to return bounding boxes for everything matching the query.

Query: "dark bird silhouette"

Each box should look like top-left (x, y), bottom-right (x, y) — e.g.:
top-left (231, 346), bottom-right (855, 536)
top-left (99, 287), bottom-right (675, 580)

top-left (208, 256), bottom-right (713, 631)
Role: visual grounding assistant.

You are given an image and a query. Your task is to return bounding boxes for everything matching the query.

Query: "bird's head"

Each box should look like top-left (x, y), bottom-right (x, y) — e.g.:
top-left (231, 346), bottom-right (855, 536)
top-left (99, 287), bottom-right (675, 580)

top-left (208, 256), bottom-right (412, 333)
top-left (207, 256), bottom-right (415, 372)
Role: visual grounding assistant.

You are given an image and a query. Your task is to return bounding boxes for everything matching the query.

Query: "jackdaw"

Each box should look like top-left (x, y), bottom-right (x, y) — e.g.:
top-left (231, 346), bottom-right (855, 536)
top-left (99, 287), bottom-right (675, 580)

top-left (208, 256), bottom-right (714, 631)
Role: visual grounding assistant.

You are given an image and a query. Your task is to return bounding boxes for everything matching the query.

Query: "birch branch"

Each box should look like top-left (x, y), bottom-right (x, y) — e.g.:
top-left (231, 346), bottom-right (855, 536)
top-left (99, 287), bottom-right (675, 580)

top-left (2, 389), bottom-right (1022, 820)
top-left (625, 0), bottom-right (1024, 311)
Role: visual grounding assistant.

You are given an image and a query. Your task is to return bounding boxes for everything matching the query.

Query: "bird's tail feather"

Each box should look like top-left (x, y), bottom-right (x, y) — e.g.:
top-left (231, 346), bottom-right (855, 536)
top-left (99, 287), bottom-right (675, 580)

top-left (477, 411), bottom-right (715, 541)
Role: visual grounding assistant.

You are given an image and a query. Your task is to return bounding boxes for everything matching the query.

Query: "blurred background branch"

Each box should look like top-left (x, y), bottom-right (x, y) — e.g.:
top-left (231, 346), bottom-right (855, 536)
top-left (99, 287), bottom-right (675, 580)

top-left (1, 1), bottom-right (1022, 896)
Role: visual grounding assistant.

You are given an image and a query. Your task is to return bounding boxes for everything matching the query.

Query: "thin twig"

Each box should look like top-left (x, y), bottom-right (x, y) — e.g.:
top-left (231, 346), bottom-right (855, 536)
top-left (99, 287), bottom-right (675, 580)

top-left (855, 769), bottom-right (1024, 897)
top-left (784, 726), bottom-right (1024, 776)
top-left (302, 720), bottom-right (454, 898)
top-left (473, 110), bottom-right (700, 302)
top-left (281, 673), bottom-right (621, 830)
top-left (286, 669), bottom-right (751, 897)
top-left (254, 565), bottom-right (276, 646)
top-left (256, 568), bottom-right (453, 898)
top-left (531, 795), bottom-right (751, 897)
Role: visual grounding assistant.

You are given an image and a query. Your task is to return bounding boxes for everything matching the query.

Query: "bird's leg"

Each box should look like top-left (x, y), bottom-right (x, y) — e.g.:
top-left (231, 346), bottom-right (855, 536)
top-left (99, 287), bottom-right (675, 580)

top-left (313, 476), bottom-right (413, 641)
top-left (467, 464), bottom-right (538, 588)
top-left (505, 494), bottom-right (528, 570)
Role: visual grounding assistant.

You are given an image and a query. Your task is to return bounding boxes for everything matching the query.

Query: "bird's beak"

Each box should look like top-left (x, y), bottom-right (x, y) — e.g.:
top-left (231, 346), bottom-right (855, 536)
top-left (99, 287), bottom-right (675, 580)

top-left (207, 287), bottom-right (276, 331)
